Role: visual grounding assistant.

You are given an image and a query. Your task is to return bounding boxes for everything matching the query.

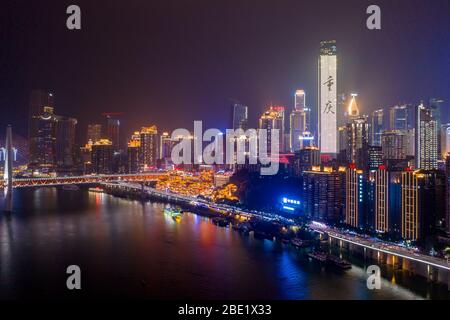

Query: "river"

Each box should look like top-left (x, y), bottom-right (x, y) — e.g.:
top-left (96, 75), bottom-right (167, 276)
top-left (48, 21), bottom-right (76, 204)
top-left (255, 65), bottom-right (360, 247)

top-left (0, 188), bottom-right (447, 299)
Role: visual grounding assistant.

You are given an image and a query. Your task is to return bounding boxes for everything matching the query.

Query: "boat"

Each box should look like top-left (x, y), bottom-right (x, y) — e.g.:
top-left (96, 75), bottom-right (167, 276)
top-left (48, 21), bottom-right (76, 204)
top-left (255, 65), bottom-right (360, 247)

top-left (307, 251), bottom-right (328, 263)
top-left (290, 238), bottom-right (312, 249)
top-left (164, 207), bottom-right (183, 221)
top-left (212, 217), bottom-right (230, 227)
top-left (326, 255), bottom-right (352, 270)
top-left (88, 187), bottom-right (104, 193)
top-left (232, 222), bottom-right (251, 234)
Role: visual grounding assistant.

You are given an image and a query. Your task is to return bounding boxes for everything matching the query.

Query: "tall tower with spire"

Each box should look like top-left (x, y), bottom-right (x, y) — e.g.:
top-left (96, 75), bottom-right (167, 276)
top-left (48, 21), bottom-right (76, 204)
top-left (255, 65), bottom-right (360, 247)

top-left (4, 125), bottom-right (13, 212)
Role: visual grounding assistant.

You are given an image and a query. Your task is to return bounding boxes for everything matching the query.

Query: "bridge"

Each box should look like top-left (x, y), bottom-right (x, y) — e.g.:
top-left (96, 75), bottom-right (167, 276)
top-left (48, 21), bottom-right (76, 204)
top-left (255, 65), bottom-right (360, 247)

top-left (1, 125), bottom-right (166, 211)
top-left (1, 173), bottom-right (166, 188)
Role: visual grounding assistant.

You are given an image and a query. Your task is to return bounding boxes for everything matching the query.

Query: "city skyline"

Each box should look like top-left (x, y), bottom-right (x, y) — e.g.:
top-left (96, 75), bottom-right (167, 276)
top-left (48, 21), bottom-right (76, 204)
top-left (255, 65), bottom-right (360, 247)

top-left (1, 0), bottom-right (449, 141)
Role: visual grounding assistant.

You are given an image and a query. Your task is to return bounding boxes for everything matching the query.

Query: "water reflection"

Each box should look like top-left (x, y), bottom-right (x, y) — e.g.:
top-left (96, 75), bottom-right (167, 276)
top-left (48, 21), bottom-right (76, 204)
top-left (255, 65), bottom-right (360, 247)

top-left (0, 188), bottom-right (445, 299)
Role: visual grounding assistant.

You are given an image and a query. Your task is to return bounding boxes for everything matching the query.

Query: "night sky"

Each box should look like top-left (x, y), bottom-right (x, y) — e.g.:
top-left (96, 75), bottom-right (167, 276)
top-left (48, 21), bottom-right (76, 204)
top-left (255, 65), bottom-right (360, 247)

top-left (1, 0), bottom-right (449, 143)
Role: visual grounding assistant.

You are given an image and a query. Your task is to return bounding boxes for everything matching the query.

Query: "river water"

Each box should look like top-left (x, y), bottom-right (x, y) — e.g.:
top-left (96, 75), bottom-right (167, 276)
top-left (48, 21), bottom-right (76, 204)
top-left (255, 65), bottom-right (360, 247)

top-left (0, 188), bottom-right (447, 299)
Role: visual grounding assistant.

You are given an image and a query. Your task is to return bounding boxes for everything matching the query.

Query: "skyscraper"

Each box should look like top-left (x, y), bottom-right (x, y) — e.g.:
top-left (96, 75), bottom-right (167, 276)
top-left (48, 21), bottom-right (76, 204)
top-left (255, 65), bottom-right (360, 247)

top-left (441, 124), bottom-right (450, 159)
top-left (160, 131), bottom-right (175, 162)
top-left (415, 104), bottom-right (438, 170)
top-left (28, 90), bottom-right (55, 169)
top-left (429, 98), bottom-right (443, 156)
top-left (103, 113), bottom-right (121, 151)
top-left (318, 40), bottom-right (337, 156)
top-left (259, 105), bottom-right (285, 154)
top-left (91, 139), bottom-right (114, 174)
top-left (232, 103), bottom-right (248, 131)
top-left (140, 125), bottom-right (158, 170)
top-left (345, 165), bottom-right (364, 228)
top-left (371, 109), bottom-right (384, 146)
top-left (290, 89), bottom-right (312, 152)
top-left (346, 115), bottom-right (370, 169)
top-left (55, 116), bottom-right (77, 170)
top-left (381, 130), bottom-right (406, 160)
top-left (446, 155), bottom-right (450, 236)
top-left (127, 136), bottom-right (140, 174)
top-left (374, 167), bottom-right (389, 233)
top-left (87, 124), bottom-right (102, 144)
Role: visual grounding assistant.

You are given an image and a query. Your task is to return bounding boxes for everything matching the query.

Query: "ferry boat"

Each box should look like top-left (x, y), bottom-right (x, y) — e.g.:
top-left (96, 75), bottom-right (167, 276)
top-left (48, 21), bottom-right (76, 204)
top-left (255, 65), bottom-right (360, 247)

top-left (326, 255), bottom-right (352, 270)
top-left (307, 251), bottom-right (328, 263)
top-left (164, 207), bottom-right (183, 222)
top-left (290, 238), bottom-right (312, 249)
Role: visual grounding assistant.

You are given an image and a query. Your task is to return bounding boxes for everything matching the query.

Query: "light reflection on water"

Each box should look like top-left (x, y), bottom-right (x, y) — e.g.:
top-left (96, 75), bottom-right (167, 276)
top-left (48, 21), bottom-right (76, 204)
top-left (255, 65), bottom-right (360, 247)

top-left (0, 188), bottom-right (445, 299)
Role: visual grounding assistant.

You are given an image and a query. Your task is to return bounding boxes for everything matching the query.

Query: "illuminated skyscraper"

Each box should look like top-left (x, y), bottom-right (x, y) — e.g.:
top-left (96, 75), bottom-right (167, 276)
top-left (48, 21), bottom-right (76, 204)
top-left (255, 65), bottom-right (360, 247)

top-left (318, 40), bottom-right (337, 156)
top-left (127, 135), bottom-right (140, 174)
top-left (87, 124), bottom-right (102, 144)
top-left (346, 115), bottom-right (370, 169)
top-left (259, 105), bottom-right (285, 154)
top-left (345, 165), bottom-right (364, 228)
top-left (381, 130), bottom-right (406, 160)
top-left (400, 170), bottom-right (444, 241)
top-left (441, 124), bottom-right (450, 159)
top-left (429, 98), bottom-right (443, 156)
top-left (28, 90), bottom-right (55, 169)
top-left (91, 139), bottom-right (114, 174)
top-left (290, 90), bottom-right (312, 152)
top-left (55, 116), bottom-right (77, 170)
top-left (232, 103), bottom-right (248, 131)
top-left (415, 104), bottom-right (438, 170)
top-left (446, 155), bottom-right (450, 235)
top-left (103, 113), bottom-right (121, 151)
top-left (140, 125), bottom-right (158, 170)
top-left (160, 131), bottom-right (176, 161)
top-left (371, 109), bottom-right (384, 146)
top-left (374, 167), bottom-right (389, 233)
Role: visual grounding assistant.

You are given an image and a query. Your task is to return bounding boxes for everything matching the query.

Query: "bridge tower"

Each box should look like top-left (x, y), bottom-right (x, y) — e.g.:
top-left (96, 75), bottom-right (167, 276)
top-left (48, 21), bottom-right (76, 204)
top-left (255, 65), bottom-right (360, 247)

top-left (4, 125), bottom-right (13, 212)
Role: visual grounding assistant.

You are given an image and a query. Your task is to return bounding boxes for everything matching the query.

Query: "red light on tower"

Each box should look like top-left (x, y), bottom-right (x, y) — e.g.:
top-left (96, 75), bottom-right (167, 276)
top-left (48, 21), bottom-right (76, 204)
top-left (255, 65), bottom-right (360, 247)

top-left (348, 163), bottom-right (356, 170)
top-left (378, 165), bottom-right (386, 171)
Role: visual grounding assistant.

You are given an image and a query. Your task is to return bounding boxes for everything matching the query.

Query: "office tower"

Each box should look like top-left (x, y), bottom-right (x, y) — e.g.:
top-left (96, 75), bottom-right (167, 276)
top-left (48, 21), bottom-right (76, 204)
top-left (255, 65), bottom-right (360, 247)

top-left (140, 125), bottom-right (158, 170)
top-left (401, 170), bottom-right (445, 241)
top-left (345, 165), bottom-right (365, 228)
top-left (291, 146), bottom-right (320, 176)
top-left (429, 98), bottom-right (443, 156)
top-left (390, 105), bottom-right (411, 130)
top-left (127, 137), bottom-right (140, 174)
top-left (441, 124), bottom-right (450, 159)
top-left (29, 106), bottom-right (56, 169)
top-left (446, 155), bottom-right (450, 235)
top-left (368, 146), bottom-right (383, 170)
top-left (87, 124), bottom-right (102, 144)
top-left (374, 167), bottom-right (389, 233)
top-left (346, 115), bottom-right (370, 169)
top-left (55, 116), bottom-right (77, 170)
top-left (381, 130), bottom-right (406, 160)
top-left (103, 113), bottom-right (121, 151)
top-left (373, 168), bottom-right (403, 234)
top-left (232, 103), bottom-right (248, 131)
top-left (415, 104), bottom-right (438, 170)
top-left (302, 166), bottom-right (345, 222)
top-left (259, 105), bottom-right (285, 154)
top-left (159, 132), bottom-right (173, 160)
top-left (290, 90), bottom-right (312, 152)
top-left (91, 139), bottom-right (114, 174)
top-left (28, 90), bottom-right (55, 169)
top-left (337, 125), bottom-right (348, 164)
top-left (318, 40), bottom-right (337, 156)
top-left (371, 109), bottom-right (384, 146)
